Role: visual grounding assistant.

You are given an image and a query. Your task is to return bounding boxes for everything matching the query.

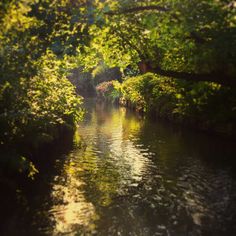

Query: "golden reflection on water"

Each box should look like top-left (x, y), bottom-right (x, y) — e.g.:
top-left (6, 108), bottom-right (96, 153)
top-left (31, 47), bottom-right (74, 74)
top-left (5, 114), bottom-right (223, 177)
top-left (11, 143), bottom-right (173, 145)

top-left (50, 155), bottom-right (99, 235)
top-left (49, 105), bottom-right (151, 234)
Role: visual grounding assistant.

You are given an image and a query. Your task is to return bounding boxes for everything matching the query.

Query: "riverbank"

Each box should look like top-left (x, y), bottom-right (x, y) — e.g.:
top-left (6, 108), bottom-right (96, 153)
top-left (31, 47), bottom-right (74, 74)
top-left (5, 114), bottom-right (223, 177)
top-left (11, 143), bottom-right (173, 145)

top-left (96, 73), bottom-right (236, 138)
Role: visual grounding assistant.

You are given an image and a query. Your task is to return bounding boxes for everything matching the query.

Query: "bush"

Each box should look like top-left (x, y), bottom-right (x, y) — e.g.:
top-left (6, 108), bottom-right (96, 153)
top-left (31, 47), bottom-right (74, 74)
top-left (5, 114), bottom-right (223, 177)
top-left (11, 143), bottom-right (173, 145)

top-left (0, 52), bottom-right (83, 148)
top-left (122, 73), bottom-right (177, 114)
top-left (96, 80), bottom-right (121, 102)
top-left (121, 73), bottom-right (236, 133)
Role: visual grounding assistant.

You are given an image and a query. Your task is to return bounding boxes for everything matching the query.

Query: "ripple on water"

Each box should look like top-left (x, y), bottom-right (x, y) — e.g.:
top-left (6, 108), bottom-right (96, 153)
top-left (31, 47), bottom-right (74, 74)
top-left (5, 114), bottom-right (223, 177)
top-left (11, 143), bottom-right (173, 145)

top-left (44, 103), bottom-right (236, 235)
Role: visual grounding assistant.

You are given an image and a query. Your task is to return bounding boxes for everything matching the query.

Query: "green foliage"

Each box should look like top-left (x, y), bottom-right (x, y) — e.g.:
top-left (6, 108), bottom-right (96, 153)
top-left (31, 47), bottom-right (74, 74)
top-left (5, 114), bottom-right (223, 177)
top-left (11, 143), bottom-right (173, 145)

top-left (122, 73), bottom-right (177, 113)
top-left (121, 73), bottom-right (236, 132)
top-left (85, 0), bottom-right (236, 79)
top-left (96, 80), bottom-right (121, 102)
top-left (121, 76), bottom-right (147, 111)
top-left (87, 0), bottom-right (236, 135)
top-left (92, 63), bottom-right (122, 85)
top-left (0, 50), bottom-right (83, 147)
top-left (0, 0), bottom-right (86, 174)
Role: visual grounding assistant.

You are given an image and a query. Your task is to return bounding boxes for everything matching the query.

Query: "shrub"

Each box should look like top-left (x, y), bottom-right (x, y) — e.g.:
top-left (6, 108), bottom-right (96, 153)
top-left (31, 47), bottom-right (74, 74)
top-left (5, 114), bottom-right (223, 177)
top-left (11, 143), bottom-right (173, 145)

top-left (0, 52), bottom-right (83, 148)
top-left (96, 80), bottom-right (121, 102)
top-left (121, 73), bottom-right (236, 129)
top-left (122, 73), bottom-right (177, 114)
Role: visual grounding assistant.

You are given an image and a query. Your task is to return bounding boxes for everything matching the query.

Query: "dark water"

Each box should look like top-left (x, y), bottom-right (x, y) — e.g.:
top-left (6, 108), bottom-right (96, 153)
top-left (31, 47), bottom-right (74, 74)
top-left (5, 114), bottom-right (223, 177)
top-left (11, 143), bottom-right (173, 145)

top-left (1, 100), bottom-right (236, 236)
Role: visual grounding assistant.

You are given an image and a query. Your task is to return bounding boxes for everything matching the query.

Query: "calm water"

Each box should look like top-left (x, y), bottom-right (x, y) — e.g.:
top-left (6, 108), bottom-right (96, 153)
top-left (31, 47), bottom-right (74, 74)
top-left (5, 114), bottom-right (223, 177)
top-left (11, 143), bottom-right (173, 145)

top-left (1, 100), bottom-right (236, 235)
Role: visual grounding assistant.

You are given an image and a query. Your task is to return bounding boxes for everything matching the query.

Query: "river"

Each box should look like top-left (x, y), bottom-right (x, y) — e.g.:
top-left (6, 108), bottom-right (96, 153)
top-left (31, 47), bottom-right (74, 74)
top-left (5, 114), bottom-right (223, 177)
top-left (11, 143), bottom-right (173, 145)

top-left (1, 100), bottom-right (236, 235)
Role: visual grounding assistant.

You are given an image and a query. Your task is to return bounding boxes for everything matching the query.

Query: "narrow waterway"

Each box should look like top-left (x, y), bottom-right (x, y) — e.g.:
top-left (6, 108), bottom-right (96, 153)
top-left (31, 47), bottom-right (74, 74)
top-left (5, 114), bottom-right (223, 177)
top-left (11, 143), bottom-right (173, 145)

top-left (1, 100), bottom-right (236, 235)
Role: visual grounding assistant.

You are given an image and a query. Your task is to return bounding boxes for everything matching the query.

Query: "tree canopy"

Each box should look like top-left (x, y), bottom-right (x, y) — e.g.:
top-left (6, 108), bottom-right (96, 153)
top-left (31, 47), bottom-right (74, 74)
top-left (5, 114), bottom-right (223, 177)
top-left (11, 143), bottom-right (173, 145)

top-left (83, 0), bottom-right (236, 86)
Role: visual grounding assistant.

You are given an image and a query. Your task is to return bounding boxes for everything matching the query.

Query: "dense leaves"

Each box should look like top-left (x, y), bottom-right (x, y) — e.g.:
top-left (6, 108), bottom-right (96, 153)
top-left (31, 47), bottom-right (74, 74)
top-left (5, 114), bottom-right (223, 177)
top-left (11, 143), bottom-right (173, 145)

top-left (99, 73), bottom-right (236, 136)
top-left (85, 0), bottom-right (236, 85)
top-left (88, 0), bottom-right (236, 136)
top-left (0, 0), bottom-right (88, 175)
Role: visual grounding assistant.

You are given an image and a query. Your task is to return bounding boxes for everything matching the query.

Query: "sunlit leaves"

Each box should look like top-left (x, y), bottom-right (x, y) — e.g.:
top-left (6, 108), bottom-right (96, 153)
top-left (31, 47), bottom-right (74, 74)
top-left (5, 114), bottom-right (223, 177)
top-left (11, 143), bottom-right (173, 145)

top-left (1, 0), bottom-right (39, 33)
top-left (0, 50), bottom-right (83, 146)
top-left (0, 0), bottom-right (86, 147)
top-left (82, 0), bottom-right (236, 79)
top-left (121, 72), bottom-right (235, 123)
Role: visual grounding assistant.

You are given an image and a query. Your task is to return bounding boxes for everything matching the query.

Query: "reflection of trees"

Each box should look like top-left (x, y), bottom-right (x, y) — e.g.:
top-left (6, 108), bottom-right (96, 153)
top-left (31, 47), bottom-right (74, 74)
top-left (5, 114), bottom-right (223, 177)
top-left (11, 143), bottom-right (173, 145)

top-left (77, 105), bottom-right (139, 207)
top-left (50, 102), bottom-right (236, 235)
top-left (47, 106), bottom-right (126, 234)
top-left (137, 117), bottom-right (236, 175)
top-left (3, 102), bottom-right (236, 235)
top-left (73, 146), bottom-right (121, 208)
top-left (53, 103), bottom-right (152, 234)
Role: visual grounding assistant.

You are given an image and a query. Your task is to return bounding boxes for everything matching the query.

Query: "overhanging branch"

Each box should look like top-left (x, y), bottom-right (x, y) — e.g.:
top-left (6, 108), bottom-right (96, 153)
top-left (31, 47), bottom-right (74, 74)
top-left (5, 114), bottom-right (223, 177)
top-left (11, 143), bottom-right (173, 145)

top-left (139, 62), bottom-right (236, 87)
top-left (106, 5), bottom-right (169, 15)
top-left (152, 66), bottom-right (236, 87)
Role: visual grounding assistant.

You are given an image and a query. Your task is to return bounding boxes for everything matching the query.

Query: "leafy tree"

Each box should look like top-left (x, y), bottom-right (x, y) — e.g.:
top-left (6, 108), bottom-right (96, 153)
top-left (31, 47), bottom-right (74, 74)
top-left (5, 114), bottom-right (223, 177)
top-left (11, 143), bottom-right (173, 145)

top-left (85, 0), bottom-right (236, 86)
top-left (0, 0), bottom-right (91, 172)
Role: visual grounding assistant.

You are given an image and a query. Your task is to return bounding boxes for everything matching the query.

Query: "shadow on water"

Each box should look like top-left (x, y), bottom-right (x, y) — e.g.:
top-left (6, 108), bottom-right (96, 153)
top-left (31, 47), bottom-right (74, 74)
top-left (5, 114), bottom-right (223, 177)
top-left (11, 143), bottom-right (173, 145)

top-left (1, 99), bottom-right (236, 235)
top-left (0, 131), bottom-right (75, 236)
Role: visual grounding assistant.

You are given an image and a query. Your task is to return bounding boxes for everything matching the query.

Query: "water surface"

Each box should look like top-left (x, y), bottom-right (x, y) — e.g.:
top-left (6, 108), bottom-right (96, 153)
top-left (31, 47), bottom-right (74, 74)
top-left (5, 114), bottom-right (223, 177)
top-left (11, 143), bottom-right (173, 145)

top-left (1, 100), bottom-right (236, 235)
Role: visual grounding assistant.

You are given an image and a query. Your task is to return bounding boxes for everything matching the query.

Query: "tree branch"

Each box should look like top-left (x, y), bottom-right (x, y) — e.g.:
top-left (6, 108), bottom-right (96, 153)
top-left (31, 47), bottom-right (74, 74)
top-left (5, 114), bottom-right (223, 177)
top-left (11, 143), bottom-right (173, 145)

top-left (139, 62), bottom-right (236, 87)
top-left (106, 5), bottom-right (169, 15)
top-left (152, 67), bottom-right (235, 87)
